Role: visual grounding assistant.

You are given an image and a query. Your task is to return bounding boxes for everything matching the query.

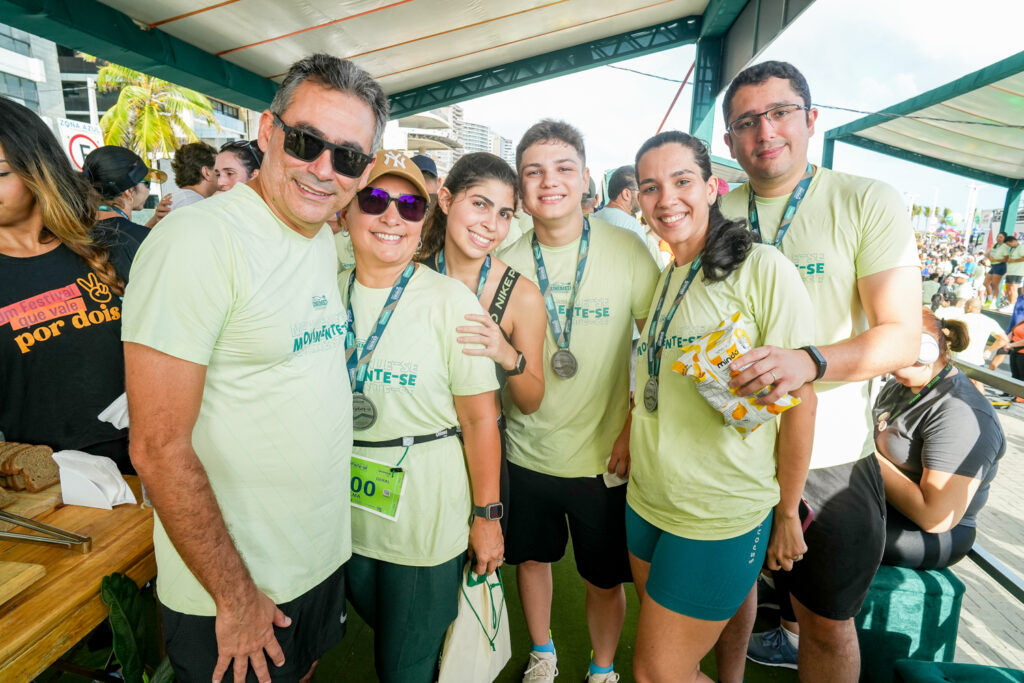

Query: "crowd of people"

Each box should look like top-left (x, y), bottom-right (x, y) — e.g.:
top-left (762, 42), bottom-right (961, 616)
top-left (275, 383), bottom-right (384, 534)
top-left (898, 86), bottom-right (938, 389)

top-left (0, 52), bottom-right (1009, 683)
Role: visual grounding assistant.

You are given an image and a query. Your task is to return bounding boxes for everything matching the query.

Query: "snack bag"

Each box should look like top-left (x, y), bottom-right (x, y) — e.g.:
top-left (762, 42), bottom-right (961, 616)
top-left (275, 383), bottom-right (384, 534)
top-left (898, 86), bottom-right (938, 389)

top-left (671, 312), bottom-right (800, 438)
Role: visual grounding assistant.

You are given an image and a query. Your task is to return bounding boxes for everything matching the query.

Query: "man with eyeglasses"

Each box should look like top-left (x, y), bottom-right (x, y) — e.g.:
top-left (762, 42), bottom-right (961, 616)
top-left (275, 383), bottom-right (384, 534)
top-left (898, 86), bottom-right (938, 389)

top-left (594, 165), bottom-right (647, 247)
top-left (708, 61), bottom-right (921, 683)
top-left (122, 54), bottom-right (387, 683)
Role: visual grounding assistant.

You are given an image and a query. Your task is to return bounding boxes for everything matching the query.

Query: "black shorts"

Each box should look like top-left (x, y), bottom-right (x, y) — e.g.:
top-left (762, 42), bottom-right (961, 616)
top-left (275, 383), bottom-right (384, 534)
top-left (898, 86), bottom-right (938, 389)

top-left (504, 461), bottom-right (632, 589)
top-left (1005, 274), bottom-right (1022, 284)
top-left (162, 563), bottom-right (347, 683)
top-left (774, 456), bottom-right (886, 621)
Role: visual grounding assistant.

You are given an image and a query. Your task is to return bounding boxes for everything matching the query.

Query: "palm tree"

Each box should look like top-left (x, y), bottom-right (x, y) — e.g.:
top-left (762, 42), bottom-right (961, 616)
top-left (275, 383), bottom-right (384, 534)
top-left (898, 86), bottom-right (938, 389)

top-left (89, 59), bottom-right (219, 163)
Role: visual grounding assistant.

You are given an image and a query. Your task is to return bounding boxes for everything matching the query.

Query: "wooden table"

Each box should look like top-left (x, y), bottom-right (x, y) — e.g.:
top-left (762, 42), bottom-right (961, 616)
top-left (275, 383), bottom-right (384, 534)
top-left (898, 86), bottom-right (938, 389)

top-left (0, 477), bottom-right (155, 681)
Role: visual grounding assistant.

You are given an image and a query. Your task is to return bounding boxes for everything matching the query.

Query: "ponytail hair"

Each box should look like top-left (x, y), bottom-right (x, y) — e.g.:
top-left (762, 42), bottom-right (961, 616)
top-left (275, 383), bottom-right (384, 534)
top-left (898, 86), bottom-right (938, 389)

top-left (634, 131), bottom-right (751, 282)
top-left (418, 152), bottom-right (518, 262)
top-left (922, 308), bottom-right (968, 363)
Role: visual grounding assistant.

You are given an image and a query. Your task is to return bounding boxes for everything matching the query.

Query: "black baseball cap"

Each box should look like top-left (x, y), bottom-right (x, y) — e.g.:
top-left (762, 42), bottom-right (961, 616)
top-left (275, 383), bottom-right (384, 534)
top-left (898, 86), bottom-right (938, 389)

top-left (410, 154), bottom-right (438, 179)
top-left (83, 146), bottom-right (165, 197)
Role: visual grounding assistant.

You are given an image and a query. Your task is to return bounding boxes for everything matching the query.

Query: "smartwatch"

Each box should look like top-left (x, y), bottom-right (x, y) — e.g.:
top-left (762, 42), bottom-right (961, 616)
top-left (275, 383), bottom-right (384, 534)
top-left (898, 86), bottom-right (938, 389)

top-left (506, 351), bottom-right (526, 376)
top-left (474, 502), bottom-right (504, 521)
top-left (801, 345), bottom-right (827, 382)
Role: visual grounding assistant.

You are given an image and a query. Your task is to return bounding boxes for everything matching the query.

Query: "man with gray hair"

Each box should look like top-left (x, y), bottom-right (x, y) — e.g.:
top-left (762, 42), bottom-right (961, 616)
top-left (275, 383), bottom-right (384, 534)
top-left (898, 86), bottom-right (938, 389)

top-left (122, 53), bottom-right (387, 683)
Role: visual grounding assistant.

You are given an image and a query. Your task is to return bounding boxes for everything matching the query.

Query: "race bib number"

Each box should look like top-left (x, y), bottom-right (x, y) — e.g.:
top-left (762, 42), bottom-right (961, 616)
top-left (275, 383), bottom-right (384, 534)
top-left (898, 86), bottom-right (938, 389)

top-left (350, 454), bottom-right (406, 521)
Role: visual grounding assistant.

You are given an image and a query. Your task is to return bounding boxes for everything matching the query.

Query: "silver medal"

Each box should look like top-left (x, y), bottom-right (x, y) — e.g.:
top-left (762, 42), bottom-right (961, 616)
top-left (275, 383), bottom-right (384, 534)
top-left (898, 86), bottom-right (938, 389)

top-left (550, 349), bottom-right (578, 379)
top-left (644, 377), bottom-right (659, 412)
top-left (352, 393), bottom-right (378, 431)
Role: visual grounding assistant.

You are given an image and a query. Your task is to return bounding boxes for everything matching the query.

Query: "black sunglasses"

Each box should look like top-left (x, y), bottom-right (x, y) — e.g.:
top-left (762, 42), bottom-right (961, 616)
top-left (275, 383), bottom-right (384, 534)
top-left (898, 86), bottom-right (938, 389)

top-left (221, 138), bottom-right (263, 165)
top-left (356, 186), bottom-right (428, 222)
top-left (272, 113), bottom-right (372, 178)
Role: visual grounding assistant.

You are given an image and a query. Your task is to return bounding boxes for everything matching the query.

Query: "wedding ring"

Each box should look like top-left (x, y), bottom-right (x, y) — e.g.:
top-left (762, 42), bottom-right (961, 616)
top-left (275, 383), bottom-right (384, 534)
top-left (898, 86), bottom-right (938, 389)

top-left (769, 371), bottom-right (778, 384)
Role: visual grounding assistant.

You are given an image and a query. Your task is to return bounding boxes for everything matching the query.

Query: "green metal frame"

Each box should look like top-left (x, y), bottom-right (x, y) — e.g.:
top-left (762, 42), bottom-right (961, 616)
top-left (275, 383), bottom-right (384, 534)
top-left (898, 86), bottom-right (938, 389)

top-left (387, 16), bottom-right (702, 119)
top-left (824, 49), bottom-right (1024, 234)
top-left (0, 0), bottom-right (278, 111)
top-left (689, 36), bottom-right (723, 141)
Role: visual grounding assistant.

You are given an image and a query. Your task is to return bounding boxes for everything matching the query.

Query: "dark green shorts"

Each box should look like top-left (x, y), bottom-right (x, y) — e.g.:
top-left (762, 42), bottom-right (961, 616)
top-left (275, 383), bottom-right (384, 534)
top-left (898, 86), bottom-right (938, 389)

top-left (346, 552), bottom-right (464, 683)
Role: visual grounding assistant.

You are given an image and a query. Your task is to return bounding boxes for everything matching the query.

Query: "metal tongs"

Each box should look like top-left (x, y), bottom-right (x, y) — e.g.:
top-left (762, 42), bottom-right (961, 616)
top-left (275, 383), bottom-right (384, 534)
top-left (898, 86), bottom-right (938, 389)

top-left (0, 509), bottom-right (92, 553)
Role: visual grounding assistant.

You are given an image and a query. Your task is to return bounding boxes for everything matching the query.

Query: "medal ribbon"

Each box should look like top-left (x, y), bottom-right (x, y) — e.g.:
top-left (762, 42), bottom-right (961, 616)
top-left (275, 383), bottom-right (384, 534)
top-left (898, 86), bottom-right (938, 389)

top-left (646, 257), bottom-right (703, 380)
top-left (436, 250), bottom-right (491, 299)
top-left (879, 363), bottom-right (954, 428)
top-left (345, 262), bottom-right (416, 394)
top-left (532, 218), bottom-right (591, 350)
top-left (747, 163), bottom-right (814, 247)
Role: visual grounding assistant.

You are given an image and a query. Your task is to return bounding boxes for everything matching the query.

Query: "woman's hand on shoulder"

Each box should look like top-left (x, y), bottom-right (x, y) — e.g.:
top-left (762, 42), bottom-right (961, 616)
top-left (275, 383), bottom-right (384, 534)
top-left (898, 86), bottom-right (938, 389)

top-left (457, 313), bottom-right (518, 369)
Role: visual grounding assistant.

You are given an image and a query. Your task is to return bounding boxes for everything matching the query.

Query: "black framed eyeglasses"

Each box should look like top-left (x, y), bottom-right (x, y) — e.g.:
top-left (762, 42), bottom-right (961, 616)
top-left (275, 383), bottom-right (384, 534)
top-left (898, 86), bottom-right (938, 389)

top-left (272, 113), bottom-right (372, 178)
top-left (727, 104), bottom-right (810, 136)
top-left (356, 186), bottom-right (428, 222)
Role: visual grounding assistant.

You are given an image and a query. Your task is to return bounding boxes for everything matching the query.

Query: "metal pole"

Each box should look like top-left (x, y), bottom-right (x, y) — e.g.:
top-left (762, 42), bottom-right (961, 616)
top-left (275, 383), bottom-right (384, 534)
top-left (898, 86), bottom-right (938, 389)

top-left (657, 61), bottom-right (696, 134)
top-left (86, 76), bottom-right (99, 127)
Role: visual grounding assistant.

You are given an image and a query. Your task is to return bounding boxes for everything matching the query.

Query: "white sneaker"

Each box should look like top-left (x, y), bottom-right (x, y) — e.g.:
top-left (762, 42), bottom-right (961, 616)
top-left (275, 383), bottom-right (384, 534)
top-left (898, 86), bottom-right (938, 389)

top-left (522, 650), bottom-right (558, 682)
top-left (584, 672), bottom-right (620, 683)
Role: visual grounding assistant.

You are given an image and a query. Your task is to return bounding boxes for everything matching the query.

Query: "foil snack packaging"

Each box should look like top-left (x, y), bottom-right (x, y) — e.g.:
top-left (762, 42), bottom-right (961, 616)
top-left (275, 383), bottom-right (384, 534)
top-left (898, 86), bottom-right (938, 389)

top-left (671, 312), bottom-right (800, 438)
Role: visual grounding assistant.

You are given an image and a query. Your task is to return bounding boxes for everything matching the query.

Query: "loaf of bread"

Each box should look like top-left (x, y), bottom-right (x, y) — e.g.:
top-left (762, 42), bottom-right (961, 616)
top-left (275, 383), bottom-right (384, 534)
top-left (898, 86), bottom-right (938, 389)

top-left (0, 485), bottom-right (14, 509)
top-left (0, 442), bottom-right (58, 492)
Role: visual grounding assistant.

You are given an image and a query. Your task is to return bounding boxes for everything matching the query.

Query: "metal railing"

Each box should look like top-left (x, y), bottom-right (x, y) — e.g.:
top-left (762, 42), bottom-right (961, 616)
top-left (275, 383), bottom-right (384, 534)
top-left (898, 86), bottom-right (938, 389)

top-left (951, 359), bottom-right (1024, 604)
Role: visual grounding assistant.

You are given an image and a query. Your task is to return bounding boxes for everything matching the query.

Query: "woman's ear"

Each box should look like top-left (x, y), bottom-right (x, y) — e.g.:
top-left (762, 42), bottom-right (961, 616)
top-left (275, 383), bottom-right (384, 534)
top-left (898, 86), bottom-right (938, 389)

top-left (437, 186), bottom-right (453, 216)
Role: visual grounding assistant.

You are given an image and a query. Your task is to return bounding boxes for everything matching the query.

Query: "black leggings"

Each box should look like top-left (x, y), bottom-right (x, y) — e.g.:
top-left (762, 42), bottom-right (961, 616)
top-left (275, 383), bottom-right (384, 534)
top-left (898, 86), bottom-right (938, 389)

top-left (881, 503), bottom-right (976, 570)
top-left (1011, 351), bottom-right (1024, 382)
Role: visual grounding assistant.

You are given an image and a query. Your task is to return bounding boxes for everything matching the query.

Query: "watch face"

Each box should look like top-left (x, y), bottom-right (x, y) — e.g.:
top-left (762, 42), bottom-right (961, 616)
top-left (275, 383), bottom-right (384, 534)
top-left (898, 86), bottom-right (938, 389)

top-left (487, 503), bottom-right (504, 520)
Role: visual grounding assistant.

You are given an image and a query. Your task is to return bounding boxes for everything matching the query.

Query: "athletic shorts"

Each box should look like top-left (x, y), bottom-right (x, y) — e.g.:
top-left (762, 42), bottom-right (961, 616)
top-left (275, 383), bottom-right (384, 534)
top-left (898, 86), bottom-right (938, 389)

top-left (162, 563), bottom-right (347, 683)
top-left (1005, 274), bottom-right (1022, 284)
top-left (626, 504), bottom-right (771, 621)
top-left (990, 263), bottom-right (1007, 276)
top-left (774, 456), bottom-right (886, 621)
top-left (504, 461), bottom-right (632, 589)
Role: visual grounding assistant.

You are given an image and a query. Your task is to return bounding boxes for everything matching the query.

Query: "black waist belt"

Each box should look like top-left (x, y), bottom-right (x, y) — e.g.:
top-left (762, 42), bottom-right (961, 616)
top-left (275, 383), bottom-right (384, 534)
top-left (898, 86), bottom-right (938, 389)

top-left (354, 425), bottom-right (460, 448)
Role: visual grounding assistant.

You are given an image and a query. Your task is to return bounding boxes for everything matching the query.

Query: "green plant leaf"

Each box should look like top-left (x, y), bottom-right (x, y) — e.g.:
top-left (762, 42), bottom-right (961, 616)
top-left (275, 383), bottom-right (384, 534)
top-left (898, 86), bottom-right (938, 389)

top-left (100, 573), bottom-right (145, 683)
top-left (150, 657), bottom-right (176, 683)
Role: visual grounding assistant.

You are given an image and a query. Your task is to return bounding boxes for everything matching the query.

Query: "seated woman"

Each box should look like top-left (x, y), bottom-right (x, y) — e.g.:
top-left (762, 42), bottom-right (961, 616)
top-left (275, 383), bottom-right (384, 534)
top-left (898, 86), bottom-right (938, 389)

top-left (214, 138), bottom-right (262, 192)
top-left (626, 131), bottom-right (817, 683)
top-left (874, 309), bottom-right (1006, 569)
top-left (417, 152), bottom-right (547, 530)
top-left (0, 97), bottom-right (138, 472)
top-left (340, 150), bottom-right (503, 683)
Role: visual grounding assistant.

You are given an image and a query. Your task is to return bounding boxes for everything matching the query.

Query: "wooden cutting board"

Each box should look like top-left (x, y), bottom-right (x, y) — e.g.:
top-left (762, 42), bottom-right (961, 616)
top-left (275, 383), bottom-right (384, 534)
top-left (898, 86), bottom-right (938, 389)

top-left (0, 486), bottom-right (62, 532)
top-left (0, 561), bottom-right (46, 605)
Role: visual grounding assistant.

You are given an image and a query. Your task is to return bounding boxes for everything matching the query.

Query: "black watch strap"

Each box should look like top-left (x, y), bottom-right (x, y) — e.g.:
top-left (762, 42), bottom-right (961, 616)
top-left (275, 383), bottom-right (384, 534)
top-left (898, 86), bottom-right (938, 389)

top-left (801, 345), bottom-right (827, 382)
top-left (506, 351), bottom-right (526, 376)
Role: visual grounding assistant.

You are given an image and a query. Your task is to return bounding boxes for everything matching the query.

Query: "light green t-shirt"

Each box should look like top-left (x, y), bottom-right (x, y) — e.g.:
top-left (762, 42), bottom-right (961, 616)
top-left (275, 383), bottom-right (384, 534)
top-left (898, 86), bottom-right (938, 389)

top-left (500, 217), bottom-right (660, 477)
top-left (1006, 245), bottom-right (1024, 277)
top-left (341, 266), bottom-right (499, 566)
top-left (335, 230), bottom-right (356, 272)
top-left (496, 213), bottom-right (528, 256)
top-left (629, 245), bottom-right (814, 539)
top-left (721, 168), bottom-right (919, 469)
top-left (121, 184), bottom-right (352, 616)
top-left (989, 243), bottom-right (1010, 264)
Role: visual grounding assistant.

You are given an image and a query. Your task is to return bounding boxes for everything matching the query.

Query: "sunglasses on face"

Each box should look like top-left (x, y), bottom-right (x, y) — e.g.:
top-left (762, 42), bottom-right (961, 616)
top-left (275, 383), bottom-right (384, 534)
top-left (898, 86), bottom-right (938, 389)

top-left (221, 139), bottom-right (262, 165)
top-left (356, 186), bottom-right (428, 222)
top-left (272, 113), bottom-right (372, 178)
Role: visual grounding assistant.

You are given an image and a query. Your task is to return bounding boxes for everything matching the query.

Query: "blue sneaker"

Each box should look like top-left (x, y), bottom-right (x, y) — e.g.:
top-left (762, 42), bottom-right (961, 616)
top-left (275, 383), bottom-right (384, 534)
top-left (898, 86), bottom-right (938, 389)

top-left (746, 627), bottom-right (798, 669)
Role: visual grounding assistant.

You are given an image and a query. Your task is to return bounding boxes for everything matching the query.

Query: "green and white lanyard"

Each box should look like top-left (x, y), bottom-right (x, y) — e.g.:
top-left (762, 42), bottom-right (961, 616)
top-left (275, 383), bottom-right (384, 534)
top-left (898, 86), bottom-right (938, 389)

top-left (98, 204), bottom-right (130, 221)
top-left (642, 258), bottom-right (702, 412)
top-left (436, 250), bottom-right (491, 299)
top-left (344, 262), bottom-right (415, 430)
top-left (747, 164), bottom-right (814, 247)
top-left (532, 219), bottom-right (590, 378)
top-left (876, 364), bottom-right (953, 432)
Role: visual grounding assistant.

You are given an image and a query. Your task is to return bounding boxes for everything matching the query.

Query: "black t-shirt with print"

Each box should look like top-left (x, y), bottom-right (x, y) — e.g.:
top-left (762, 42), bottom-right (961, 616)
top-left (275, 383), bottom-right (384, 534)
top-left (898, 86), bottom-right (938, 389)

top-left (0, 232), bottom-right (138, 472)
top-left (94, 215), bottom-right (151, 246)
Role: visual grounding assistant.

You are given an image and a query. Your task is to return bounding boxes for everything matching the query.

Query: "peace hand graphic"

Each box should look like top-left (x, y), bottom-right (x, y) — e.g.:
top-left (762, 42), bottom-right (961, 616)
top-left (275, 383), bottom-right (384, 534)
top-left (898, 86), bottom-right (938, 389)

top-left (77, 272), bottom-right (112, 303)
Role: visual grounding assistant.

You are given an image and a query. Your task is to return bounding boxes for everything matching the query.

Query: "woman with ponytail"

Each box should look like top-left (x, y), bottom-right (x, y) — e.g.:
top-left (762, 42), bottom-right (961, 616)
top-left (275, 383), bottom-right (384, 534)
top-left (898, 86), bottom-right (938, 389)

top-left (873, 308), bottom-right (1005, 569)
top-left (0, 96), bottom-right (139, 472)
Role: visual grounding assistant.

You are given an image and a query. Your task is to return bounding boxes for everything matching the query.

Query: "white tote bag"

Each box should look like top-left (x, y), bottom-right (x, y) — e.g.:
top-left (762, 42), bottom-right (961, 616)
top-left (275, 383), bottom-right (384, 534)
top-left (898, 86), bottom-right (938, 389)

top-left (437, 563), bottom-right (511, 682)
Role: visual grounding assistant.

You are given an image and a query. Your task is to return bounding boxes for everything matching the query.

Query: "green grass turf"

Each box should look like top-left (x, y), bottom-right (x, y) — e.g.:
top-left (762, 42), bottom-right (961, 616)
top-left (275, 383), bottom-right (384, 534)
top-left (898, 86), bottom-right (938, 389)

top-left (314, 545), bottom-right (798, 682)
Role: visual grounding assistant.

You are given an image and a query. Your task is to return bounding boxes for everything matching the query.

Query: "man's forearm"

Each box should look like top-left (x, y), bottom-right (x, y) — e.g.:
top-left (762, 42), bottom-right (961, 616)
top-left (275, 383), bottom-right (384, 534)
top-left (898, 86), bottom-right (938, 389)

top-left (134, 443), bottom-right (256, 607)
top-left (820, 320), bottom-right (919, 383)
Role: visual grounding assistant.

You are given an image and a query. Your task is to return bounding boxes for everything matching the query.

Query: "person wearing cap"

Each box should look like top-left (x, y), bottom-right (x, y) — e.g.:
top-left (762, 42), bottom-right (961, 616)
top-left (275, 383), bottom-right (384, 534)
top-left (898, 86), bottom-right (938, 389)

top-left (83, 145), bottom-right (166, 244)
top-left (339, 149), bottom-right (502, 683)
top-left (1003, 234), bottom-right (1024, 311)
top-left (410, 153), bottom-right (439, 200)
top-left (122, 54), bottom-right (388, 682)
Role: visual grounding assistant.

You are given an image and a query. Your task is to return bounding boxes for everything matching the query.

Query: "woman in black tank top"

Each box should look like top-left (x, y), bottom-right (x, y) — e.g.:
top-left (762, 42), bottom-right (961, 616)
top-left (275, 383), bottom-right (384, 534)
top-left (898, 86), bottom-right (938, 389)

top-left (417, 153), bottom-right (548, 529)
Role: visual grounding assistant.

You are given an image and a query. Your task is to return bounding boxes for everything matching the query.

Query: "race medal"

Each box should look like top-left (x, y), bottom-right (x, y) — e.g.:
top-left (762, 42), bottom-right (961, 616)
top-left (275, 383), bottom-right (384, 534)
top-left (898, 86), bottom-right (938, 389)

top-left (350, 454), bottom-right (406, 521)
top-left (644, 377), bottom-right (659, 412)
top-left (551, 349), bottom-right (578, 378)
top-left (352, 393), bottom-right (378, 431)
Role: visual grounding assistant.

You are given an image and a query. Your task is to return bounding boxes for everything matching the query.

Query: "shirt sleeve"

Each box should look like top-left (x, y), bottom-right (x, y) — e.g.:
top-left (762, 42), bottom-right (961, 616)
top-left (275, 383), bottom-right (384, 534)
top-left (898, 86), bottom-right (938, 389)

top-left (629, 235), bottom-right (661, 320)
top-left (444, 284), bottom-right (501, 397)
top-left (854, 180), bottom-right (920, 279)
top-left (919, 403), bottom-right (1000, 480)
top-left (120, 215), bottom-right (233, 366)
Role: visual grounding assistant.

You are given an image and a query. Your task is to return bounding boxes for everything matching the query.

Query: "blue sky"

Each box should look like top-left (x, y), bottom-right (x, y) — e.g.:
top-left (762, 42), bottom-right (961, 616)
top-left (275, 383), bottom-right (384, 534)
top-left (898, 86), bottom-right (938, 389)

top-left (458, 0), bottom-right (1024, 218)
